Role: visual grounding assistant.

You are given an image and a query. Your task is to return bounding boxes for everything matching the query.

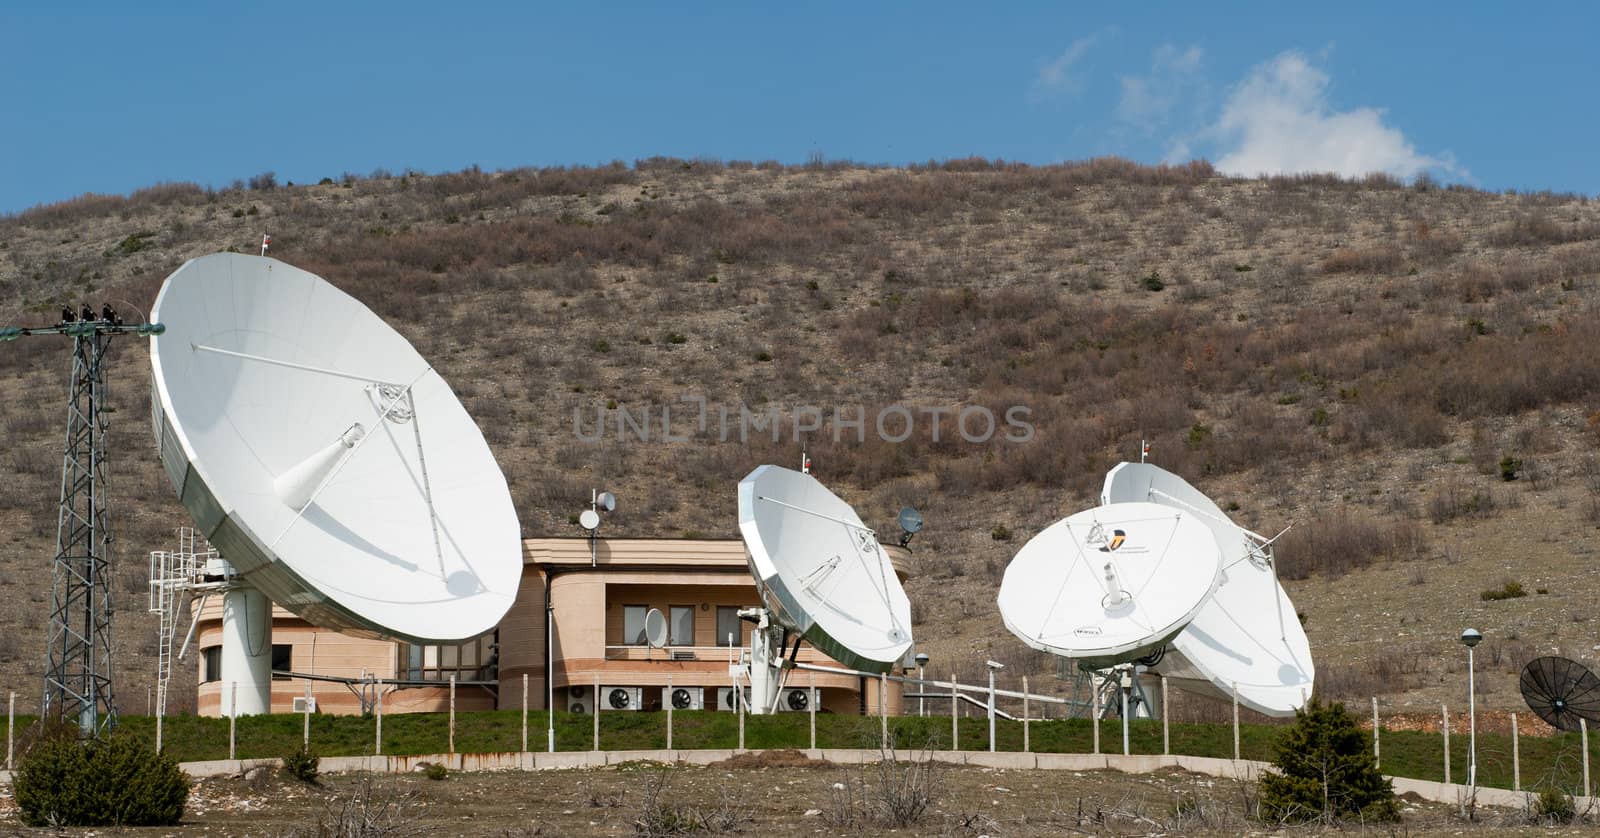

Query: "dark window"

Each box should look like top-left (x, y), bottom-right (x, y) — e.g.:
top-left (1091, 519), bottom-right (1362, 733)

top-left (398, 635), bottom-right (496, 681)
top-left (271, 644), bottom-right (292, 678)
top-left (202, 646), bottom-right (222, 683)
top-left (716, 607), bottom-right (742, 647)
top-left (669, 606), bottom-right (695, 646)
top-left (623, 604), bottom-right (648, 646)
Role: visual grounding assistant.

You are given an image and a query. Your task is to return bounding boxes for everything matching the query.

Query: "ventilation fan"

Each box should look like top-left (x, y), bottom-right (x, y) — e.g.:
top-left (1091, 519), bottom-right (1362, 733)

top-left (671, 688), bottom-right (693, 709)
top-left (608, 687), bottom-right (632, 710)
top-left (785, 688), bottom-right (809, 711)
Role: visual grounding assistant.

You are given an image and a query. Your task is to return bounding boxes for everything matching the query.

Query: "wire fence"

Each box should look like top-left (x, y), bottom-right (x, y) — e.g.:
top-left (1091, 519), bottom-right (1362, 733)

top-left (5, 680), bottom-right (1599, 798)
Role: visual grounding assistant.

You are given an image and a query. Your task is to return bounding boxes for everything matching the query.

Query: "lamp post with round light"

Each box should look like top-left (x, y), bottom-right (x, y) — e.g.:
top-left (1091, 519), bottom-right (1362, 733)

top-left (1461, 628), bottom-right (1483, 792)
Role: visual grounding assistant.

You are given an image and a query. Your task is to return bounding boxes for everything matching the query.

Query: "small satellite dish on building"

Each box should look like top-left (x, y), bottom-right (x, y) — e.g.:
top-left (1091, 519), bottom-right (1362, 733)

top-left (1519, 656), bottom-right (1600, 732)
top-left (644, 607), bottom-right (669, 648)
top-left (597, 491), bottom-right (617, 513)
top-left (1102, 462), bottom-right (1313, 716)
top-left (897, 507), bottom-right (923, 548)
top-left (997, 502), bottom-right (1222, 669)
top-left (149, 253), bottom-right (523, 714)
top-left (578, 509), bottom-right (601, 531)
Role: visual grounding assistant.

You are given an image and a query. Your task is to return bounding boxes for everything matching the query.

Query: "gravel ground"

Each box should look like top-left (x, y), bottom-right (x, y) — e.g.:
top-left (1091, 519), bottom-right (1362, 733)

top-left (0, 753), bottom-right (1583, 836)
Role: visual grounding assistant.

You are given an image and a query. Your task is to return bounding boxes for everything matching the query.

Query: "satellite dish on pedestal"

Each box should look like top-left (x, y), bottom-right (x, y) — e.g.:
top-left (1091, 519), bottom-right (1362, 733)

top-left (739, 465), bottom-right (913, 670)
top-left (150, 253), bottom-right (522, 714)
top-left (737, 465), bottom-right (914, 714)
top-left (1102, 462), bottom-right (1313, 717)
top-left (997, 502), bottom-right (1222, 669)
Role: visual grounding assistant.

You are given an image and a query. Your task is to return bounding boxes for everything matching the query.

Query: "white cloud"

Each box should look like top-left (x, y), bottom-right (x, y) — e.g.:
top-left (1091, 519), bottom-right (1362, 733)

top-left (1033, 36), bottom-right (1098, 97)
top-left (1207, 51), bottom-right (1461, 180)
top-left (1116, 44), bottom-right (1205, 129)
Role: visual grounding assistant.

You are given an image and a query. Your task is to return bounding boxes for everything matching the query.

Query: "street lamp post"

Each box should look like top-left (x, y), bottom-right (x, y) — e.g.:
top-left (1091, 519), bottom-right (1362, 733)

top-left (1461, 628), bottom-right (1482, 796)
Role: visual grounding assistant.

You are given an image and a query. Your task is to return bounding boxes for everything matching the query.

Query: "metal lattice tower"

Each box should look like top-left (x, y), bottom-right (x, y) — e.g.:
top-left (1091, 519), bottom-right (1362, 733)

top-left (43, 328), bottom-right (118, 733)
top-left (2, 309), bottom-right (164, 735)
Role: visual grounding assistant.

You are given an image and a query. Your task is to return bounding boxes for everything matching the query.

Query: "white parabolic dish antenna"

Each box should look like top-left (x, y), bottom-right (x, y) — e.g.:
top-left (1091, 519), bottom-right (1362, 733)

top-left (997, 502), bottom-right (1223, 669)
top-left (737, 465), bottom-right (913, 672)
top-left (1102, 462), bottom-right (1314, 716)
top-left (149, 253), bottom-right (521, 642)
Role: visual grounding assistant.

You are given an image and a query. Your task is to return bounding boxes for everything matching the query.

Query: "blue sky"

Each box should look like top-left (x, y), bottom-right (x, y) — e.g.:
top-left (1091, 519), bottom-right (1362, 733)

top-left (2, 3), bottom-right (1596, 212)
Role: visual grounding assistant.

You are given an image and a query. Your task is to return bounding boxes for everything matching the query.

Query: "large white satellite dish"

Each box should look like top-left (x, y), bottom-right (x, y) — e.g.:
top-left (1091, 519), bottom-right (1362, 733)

top-left (737, 464), bottom-right (913, 673)
top-left (1102, 462), bottom-right (1314, 716)
top-left (997, 502), bottom-right (1222, 670)
top-left (150, 253), bottom-right (522, 649)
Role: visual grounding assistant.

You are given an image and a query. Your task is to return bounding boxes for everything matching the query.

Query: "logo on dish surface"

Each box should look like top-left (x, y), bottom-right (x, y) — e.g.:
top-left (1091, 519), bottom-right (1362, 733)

top-left (1086, 522), bottom-right (1127, 552)
top-left (1073, 626), bottom-right (1104, 636)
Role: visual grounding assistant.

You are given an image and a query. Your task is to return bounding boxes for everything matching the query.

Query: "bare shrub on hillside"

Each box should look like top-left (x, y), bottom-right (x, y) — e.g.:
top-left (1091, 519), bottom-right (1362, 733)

top-left (1427, 481), bottom-right (1499, 524)
top-left (1276, 509), bottom-right (1427, 579)
top-left (1323, 245), bottom-right (1403, 274)
top-left (1487, 212), bottom-right (1600, 247)
top-left (1317, 652), bottom-right (1429, 701)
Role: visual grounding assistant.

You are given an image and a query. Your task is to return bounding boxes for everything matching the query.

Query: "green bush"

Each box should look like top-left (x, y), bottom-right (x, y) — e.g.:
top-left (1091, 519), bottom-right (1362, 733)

top-left (1481, 580), bottom-right (1527, 601)
top-left (1259, 698), bottom-right (1398, 824)
top-left (13, 724), bottom-right (189, 827)
top-left (423, 761), bottom-right (448, 781)
top-left (1533, 787), bottom-right (1576, 823)
top-left (282, 746), bottom-right (320, 783)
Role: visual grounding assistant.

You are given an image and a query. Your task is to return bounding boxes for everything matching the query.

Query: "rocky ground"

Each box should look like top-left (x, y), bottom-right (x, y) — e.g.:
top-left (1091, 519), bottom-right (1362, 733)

top-left (0, 756), bottom-right (1587, 836)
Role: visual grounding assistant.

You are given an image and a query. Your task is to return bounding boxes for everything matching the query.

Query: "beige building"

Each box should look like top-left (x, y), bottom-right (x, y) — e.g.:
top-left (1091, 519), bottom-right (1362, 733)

top-left (195, 537), bottom-right (912, 717)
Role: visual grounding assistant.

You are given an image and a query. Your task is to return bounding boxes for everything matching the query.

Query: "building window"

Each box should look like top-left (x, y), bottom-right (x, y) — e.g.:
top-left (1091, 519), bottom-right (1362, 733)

top-left (202, 646), bottom-right (222, 683)
top-left (669, 606), bottom-right (694, 646)
top-left (398, 633), bottom-right (497, 681)
top-left (623, 604), bottom-right (648, 646)
top-left (271, 644), bottom-right (292, 679)
top-left (716, 606), bottom-right (742, 647)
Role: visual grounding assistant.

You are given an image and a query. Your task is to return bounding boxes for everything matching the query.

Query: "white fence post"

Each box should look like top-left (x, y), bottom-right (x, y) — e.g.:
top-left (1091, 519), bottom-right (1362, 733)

top-left (303, 679), bottom-right (313, 749)
top-left (1511, 711), bottom-right (1520, 791)
top-left (592, 675), bottom-right (600, 752)
top-left (666, 674), bottom-right (673, 752)
top-left (879, 672), bottom-right (889, 747)
top-left (1442, 704), bottom-right (1451, 786)
top-left (1583, 717), bottom-right (1591, 800)
top-left (376, 683), bottom-right (383, 756)
top-left (1372, 696), bottom-right (1380, 769)
top-left (521, 673), bottom-right (528, 753)
top-left (6, 691), bottom-right (13, 769)
top-left (808, 673), bottom-right (817, 751)
top-left (228, 683), bottom-right (237, 761)
top-left (448, 674), bottom-right (456, 755)
top-left (1160, 678), bottom-right (1169, 755)
top-left (1022, 675), bottom-right (1030, 753)
top-left (1092, 678), bottom-right (1101, 755)
top-left (950, 674), bottom-right (958, 751)
top-left (1231, 683), bottom-right (1240, 761)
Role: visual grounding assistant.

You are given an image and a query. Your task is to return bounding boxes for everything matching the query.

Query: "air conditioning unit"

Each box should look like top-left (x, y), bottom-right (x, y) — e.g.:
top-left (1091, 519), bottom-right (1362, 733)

top-left (662, 686), bottom-right (703, 710)
top-left (715, 686), bottom-right (751, 712)
top-left (567, 685), bottom-right (593, 714)
top-left (777, 687), bottom-right (818, 712)
top-left (603, 686), bottom-right (642, 711)
top-left (292, 696), bottom-right (317, 713)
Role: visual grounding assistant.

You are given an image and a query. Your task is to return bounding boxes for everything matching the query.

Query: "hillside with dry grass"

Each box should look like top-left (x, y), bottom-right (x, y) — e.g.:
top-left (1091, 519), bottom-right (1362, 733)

top-left (2, 158), bottom-right (1599, 723)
